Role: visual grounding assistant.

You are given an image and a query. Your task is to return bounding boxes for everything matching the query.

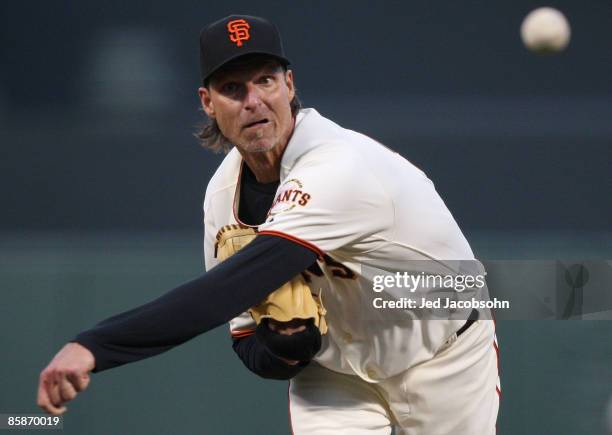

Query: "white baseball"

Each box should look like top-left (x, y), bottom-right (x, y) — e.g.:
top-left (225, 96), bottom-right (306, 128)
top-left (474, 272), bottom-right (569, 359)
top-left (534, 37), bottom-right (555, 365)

top-left (521, 7), bottom-right (571, 53)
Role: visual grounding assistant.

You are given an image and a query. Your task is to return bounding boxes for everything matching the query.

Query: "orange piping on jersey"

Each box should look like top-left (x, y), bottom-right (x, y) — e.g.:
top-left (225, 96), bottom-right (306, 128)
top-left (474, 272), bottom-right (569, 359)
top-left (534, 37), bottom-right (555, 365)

top-left (257, 230), bottom-right (324, 259)
top-left (231, 161), bottom-right (245, 226)
top-left (493, 338), bottom-right (500, 373)
top-left (490, 304), bottom-right (501, 397)
top-left (230, 328), bottom-right (256, 339)
top-left (493, 317), bottom-right (501, 400)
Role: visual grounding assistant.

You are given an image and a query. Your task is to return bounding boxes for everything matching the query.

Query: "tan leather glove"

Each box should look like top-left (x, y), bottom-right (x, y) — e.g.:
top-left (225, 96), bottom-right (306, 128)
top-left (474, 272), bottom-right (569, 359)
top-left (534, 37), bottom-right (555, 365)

top-left (215, 226), bottom-right (327, 334)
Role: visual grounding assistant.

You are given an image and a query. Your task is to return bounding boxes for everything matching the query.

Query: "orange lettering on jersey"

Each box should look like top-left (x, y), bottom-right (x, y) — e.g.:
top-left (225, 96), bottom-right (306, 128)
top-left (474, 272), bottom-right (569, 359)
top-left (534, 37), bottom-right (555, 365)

top-left (323, 254), bottom-right (356, 279)
top-left (298, 193), bottom-right (311, 206)
top-left (291, 190), bottom-right (302, 201)
top-left (267, 179), bottom-right (311, 218)
top-left (281, 189), bottom-right (292, 202)
top-left (302, 256), bottom-right (355, 281)
top-left (227, 19), bottom-right (251, 47)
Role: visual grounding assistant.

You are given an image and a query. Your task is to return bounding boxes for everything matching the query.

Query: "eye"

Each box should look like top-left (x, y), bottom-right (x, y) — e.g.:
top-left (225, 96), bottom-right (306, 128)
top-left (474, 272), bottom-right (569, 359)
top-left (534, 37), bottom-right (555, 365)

top-left (221, 82), bottom-right (239, 94)
top-left (257, 75), bottom-right (275, 85)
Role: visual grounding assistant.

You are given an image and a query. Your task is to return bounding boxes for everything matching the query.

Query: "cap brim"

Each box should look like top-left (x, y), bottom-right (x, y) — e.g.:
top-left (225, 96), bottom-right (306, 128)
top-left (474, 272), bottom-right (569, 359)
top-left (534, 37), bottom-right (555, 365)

top-left (203, 52), bottom-right (290, 85)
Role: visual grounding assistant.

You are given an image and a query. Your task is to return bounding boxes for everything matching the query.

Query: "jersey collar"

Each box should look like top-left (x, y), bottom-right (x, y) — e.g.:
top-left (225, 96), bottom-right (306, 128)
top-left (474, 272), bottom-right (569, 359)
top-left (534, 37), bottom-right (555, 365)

top-left (279, 108), bottom-right (320, 180)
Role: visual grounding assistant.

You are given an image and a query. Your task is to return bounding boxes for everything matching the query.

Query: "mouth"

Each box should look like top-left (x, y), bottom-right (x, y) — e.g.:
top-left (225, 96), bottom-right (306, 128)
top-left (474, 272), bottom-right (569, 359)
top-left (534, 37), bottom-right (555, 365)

top-left (243, 118), bottom-right (269, 129)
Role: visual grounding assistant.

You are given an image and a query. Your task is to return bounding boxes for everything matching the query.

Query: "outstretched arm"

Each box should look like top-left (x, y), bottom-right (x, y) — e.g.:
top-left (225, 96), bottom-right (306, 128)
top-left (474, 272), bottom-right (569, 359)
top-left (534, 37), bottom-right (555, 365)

top-left (37, 234), bottom-right (318, 414)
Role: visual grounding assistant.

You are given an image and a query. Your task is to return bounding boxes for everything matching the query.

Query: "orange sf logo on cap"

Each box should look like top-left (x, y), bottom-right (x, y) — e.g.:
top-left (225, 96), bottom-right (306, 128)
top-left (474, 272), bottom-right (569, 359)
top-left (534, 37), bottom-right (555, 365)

top-left (227, 19), bottom-right (251, 47)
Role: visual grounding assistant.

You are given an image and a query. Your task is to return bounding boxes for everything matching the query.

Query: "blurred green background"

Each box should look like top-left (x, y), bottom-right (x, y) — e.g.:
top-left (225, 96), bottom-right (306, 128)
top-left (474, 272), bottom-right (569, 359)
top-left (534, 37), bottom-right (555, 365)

top-left (1, 233), bottom-right (611, 434)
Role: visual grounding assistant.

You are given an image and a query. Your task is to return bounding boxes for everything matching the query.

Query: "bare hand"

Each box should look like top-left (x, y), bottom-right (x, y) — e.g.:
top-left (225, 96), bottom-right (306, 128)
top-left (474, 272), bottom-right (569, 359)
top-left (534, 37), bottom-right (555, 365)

top-left (37, 342), bottom-right (95, 415)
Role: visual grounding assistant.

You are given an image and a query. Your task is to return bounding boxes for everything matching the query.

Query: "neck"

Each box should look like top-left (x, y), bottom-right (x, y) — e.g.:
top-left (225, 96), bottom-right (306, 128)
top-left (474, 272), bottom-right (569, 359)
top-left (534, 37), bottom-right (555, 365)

top-left (241, 147), bottom-right (284, 183)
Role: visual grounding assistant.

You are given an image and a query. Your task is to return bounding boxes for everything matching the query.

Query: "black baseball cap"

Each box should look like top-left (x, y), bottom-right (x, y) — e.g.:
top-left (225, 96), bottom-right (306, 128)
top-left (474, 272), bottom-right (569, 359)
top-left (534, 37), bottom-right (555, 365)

top-left (199, 15), bottom-right (290, 86)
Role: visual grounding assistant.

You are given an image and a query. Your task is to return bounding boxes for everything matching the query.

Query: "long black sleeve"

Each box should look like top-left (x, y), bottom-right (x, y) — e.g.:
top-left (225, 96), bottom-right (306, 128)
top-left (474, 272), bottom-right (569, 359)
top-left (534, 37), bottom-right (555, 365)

top-left (232, 334), bottom-right (308, 380)
top-left (74, 234), bottom-right (318, 372)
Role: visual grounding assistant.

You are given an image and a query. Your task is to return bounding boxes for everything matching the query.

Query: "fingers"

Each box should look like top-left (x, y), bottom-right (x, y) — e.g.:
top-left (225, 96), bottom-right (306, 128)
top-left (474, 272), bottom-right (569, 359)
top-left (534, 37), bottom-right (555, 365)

top-left (37, 373), bottom-right (67, 416)
top-left (37, 370), bottom-right (86, 415)
top-left (46, 373), bottom-right (62, 407)
top-left (59, 376), bottom-right (78, 402)
top-left (67, 371), bottom-right (90, 392)
top-left (36, 342), bottom-right (95, 415)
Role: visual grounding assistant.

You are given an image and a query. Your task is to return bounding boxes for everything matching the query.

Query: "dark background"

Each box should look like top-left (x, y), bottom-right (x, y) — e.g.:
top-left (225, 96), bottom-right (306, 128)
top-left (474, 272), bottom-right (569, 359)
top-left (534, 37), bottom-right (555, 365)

top-left (1, 0), bottom-right (610, 232)
top-left (0, 1), bottom-right (611, 434)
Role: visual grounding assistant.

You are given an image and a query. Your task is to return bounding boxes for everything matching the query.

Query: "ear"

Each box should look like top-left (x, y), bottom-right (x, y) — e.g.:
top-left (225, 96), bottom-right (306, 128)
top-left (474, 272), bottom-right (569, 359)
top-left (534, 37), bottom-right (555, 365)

top-left (285, 70), bottom-right (295, 101)
top-left (198, 87), bottom-right (215, 118)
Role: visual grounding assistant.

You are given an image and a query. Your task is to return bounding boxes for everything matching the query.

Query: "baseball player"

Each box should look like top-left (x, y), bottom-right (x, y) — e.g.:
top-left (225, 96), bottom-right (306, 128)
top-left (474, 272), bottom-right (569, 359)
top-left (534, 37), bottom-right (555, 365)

top-left (37, 15), bottom-right (500, 434)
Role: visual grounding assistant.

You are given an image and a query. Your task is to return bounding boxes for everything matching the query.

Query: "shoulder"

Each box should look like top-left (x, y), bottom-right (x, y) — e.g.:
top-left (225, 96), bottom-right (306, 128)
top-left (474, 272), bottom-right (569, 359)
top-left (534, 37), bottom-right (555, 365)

top-left (289, 108), bottom-right (431, 188)
top-left (279, 134), bottom-right (390, 211)
top-left (283, 108), bottom-right (380, 176)
top-left (287, 108), bottom-right (355, 152)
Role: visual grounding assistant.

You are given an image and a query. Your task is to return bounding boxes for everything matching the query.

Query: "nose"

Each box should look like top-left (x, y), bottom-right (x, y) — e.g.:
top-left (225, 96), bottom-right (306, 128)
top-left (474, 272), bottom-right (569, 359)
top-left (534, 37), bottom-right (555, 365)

top-left (243, 83), bottom-right (263, 111)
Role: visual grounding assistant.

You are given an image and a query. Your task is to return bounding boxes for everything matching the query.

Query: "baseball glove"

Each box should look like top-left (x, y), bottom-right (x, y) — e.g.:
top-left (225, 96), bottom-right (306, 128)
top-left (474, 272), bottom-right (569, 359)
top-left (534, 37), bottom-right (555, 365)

top-left (216, 226), bottom-right (327, 361)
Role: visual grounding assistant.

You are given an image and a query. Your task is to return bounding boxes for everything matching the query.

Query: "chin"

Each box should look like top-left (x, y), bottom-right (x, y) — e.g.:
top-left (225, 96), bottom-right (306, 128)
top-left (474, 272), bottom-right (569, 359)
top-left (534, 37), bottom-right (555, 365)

top-left (243, 139), bottom-right (278, 153)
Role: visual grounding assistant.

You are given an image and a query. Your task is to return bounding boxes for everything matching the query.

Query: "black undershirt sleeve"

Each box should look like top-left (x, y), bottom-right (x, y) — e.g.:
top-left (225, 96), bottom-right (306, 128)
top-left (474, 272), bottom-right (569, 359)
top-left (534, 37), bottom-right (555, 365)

top-left (74, 234), bottom-right (318, 372)
top-left (231, 334), bottom-right (308, 380)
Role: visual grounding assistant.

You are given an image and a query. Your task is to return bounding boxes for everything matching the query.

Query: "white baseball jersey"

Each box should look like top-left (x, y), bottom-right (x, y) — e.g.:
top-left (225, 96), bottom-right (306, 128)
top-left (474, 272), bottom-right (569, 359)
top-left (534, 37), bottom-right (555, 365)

top-left (203, 108), bottom-right (481, 382)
